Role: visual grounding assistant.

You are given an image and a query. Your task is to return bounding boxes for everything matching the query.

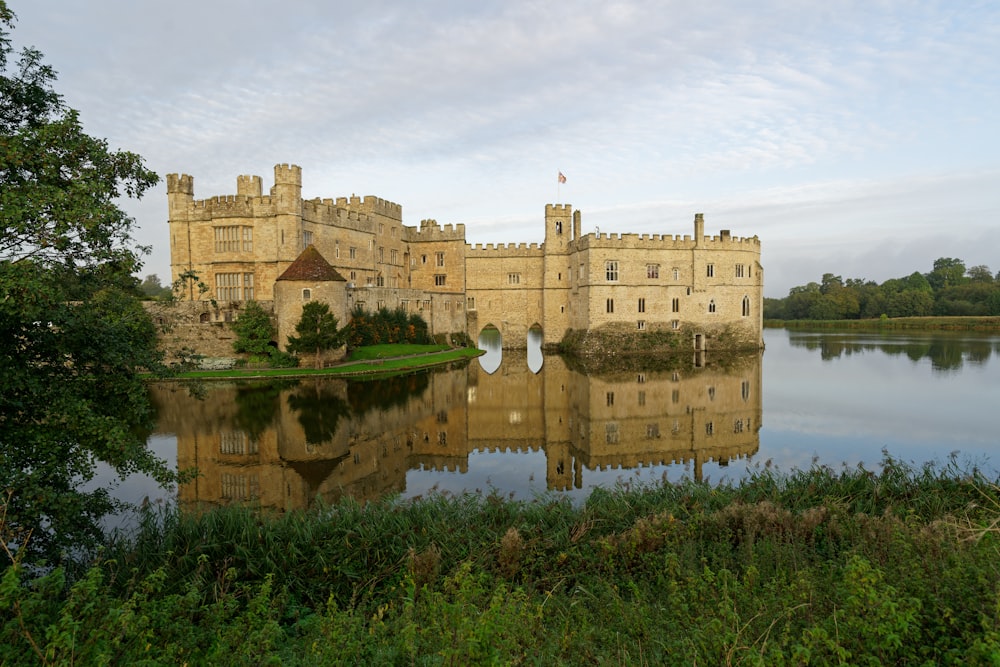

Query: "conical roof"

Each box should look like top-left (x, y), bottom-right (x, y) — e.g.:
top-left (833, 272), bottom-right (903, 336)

top-left (276, 245), bottom-right (346, 282)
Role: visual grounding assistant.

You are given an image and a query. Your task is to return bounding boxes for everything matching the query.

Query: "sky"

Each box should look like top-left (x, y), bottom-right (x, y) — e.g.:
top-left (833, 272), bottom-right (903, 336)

top-left (8, 1), bottom-right (1000, 297)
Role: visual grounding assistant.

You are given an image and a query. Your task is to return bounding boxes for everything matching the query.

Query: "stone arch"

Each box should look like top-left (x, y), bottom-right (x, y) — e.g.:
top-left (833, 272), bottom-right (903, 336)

top-left (477, 324), bottom-right (502, 374)
top-left (527, 323), bottom-right (544, 373)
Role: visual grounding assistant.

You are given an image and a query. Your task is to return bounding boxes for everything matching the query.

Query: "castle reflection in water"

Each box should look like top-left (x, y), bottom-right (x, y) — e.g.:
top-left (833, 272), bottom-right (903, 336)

top-left (149, 352), bottom-right (762, 511)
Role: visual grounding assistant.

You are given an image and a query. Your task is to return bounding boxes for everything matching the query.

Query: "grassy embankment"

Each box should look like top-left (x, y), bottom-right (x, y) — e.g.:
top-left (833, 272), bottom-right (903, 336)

top-left (765, 315), bottom-right (1000, 332)
top-left (4, 456), bottom-right (1000, 664)
top-left (168, 344), bottom-right (483, 380)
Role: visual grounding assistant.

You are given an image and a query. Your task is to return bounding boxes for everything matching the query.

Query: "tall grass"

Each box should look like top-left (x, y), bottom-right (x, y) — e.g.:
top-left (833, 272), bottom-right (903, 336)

top-left (4, 455), bottom-right (1000, 664)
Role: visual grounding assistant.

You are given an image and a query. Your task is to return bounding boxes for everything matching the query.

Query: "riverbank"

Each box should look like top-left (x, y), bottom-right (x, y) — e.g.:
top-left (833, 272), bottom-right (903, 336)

top-left (159, 344), bottom-right (484, 381)
top-left (766, 315), bottom-right (1000, 331)
top-left (5, 456), bottom-right (1000, 664)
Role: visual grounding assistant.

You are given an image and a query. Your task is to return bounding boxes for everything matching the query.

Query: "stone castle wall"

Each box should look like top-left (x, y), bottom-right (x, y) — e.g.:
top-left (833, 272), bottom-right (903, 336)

top-left (166, 164), bottom-right (763, 356)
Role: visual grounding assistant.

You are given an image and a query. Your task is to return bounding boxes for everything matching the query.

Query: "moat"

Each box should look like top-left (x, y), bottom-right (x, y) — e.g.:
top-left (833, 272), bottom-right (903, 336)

top-left (131, 328), bottom-right (1000, 512)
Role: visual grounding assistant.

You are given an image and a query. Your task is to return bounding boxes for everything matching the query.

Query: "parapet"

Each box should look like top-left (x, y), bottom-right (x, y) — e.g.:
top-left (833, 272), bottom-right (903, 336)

top-left (273, 163), bottom-right (302, 186)
top-left (166, 173), bottom-right (194, 195)
top-left (404, 219), bottom-right (467, 242)
top-left (236, 174), bottom-right (262, 197)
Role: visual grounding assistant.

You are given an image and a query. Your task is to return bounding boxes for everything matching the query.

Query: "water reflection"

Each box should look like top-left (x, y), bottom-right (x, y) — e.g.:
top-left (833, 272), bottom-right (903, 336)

top-left (527, 326), bottom-right (543, 373)
top-left (151, 352), bottom-right (762, 511)
top-left (785, 329), bottom-right (1000, 373)
top-left (478, 326), bottom-right (502, 374)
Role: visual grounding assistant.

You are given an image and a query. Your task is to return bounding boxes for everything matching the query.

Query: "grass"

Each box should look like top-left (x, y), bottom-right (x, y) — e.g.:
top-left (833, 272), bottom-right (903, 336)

top-left (5, 454), bottom-right (1000, 664)
top-left (163, 344), bottom-right (482, 380)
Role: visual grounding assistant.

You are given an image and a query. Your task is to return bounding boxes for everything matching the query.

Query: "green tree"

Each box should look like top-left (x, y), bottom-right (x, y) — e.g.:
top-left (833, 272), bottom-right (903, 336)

top-left (0, 2), bottom-right (170, 567)
top-left (287, 301), bottom-right (343, 369)
top-left (231, 300), bottom-right (275, 358)
top-left (926, 257), bottom-right (966, 291)
top-left (139, 273), bottom-right (172, 299)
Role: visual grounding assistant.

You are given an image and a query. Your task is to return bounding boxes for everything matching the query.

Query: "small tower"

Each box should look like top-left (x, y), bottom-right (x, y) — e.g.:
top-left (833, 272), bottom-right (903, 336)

top-left (544, 204), bottom-right (573, 253)
top-left (236, 174), bottom-right (262, 197)
top-left (166, 173), bottom-right (194, 218)
top-left (271, 164), bottom-right (302, 214)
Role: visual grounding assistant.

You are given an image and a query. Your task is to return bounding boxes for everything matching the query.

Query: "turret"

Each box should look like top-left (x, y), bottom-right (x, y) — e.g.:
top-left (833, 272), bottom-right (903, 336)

top-left (271, 164), bottom-right (302, 214)
top-left (166, 173), bottom-right (194, 217)
top-left (545, 204), bottom-right (572, 253)
top-left (237, 174), bottom-right (262, 197)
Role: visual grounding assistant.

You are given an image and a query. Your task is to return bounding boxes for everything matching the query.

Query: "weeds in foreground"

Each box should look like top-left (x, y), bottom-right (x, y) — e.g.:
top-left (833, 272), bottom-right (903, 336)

top-left (4, 456), bottom-right (1000, 664)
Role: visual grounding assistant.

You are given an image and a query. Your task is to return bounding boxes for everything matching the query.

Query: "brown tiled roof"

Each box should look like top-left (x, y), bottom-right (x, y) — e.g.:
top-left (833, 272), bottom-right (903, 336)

top-left (276, 245), bottom-right (346, 282)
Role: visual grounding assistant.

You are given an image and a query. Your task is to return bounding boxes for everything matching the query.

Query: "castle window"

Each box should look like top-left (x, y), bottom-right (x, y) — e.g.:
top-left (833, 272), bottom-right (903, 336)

top-left (579, 264), bottom-right (585, 280)
top-left (508, 273), bottom-right (520, 285)
top-left (647, 264), bottom-right (659, 279)
top-left (735, 264), bottom-right (745, 278)
top-left (673, 268), bottom-right (680, 281)
top-left (637, 320), bottom-right (645, 330)
top-left (335, 244), bottom-right (340, 259)
top-left (672, 320), bottom-right (680, 330)
top-left (349, 247), bottom-right (357, 259)
top-left (350, 271), bottom-right (356, 281)
top-left (672, 389), bottom-right (680, 403)
top-left (708, 386), bottom-right (716, 400)
top-left (434, 274), bottom-right (446, 286)
top-left (301, 230), bottom-right (312, 249)
top-left (214, 226), bottom-right (252, 253)
top-left (647, 423), bottom-right (660, 439)
top-left (605, 261), bottom-right (619, 281)
top-left (555, 220), bottom-right (562, 234)
top-left (706, 422), bottom-right (714, 436)
top-left (734, 419), bottom-right (744, 434)
top-left (302, 289), bottom-right (311, 301)
top-left (421, 255), bottom-right (427, 264)
top-left (377, 300), bottom-right (385, 309)
top-left (391, 249), bottom-right (398, 264)
top-left (742, 296), bottom-right (751, 317)
top-left (742, 380), bottom-right (750, 401)
top-left (379, 223), bottom-right (384, 234)
top-left (606, 298), bottom-right (614, 313)
top-left (376, 275), bottom-right (385, 287)
top-left (672, 297), bottom-right (680, 313)
top-left (607, 392), bottom-right (614, 406)
top-left (216, 272), bottom-right (254, 301)
top-left (401, 299), bottom-right (409, 310)
top-left (436, 252), bottom-right (445, 267)
top-left (708, 300), bottom-right (716, 313)
top-left (467, 297), bottom-right (476, 310)
top-left (637, 373), bottom-right (646, 383)
top-left (379, 247), bottom-right (384, 263)
top-left (606, 423), bottom-right (619, 444)
top-left (391, 227), bottom-right (397, 238)
top-left (706, 264), bottom-right (714, 278)
top-left (638, 298), bottom-right (645, 313)
top-left (638, 390), bottom-right (646, 406)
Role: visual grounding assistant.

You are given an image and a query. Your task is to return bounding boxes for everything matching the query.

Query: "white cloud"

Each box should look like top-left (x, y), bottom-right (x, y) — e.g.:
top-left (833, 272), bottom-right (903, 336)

top-left (7, 0), bottom-right (999, 294)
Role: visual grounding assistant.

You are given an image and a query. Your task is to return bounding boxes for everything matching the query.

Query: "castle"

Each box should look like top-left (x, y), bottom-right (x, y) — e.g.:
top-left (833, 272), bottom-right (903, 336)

top-left (166, 163), bottom-right (763, 354)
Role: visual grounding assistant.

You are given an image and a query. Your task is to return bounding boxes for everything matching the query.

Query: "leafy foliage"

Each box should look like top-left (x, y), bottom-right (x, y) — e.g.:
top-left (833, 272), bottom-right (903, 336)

top-left (286, 300), bottom-right (343, 369)
top-left (230, 300), bottom-right (275, 357)
top-left (0, 3), bottom-right (171, 568)
top-left (766, 257), bottom-right (1000, 320)
top-left (344, 304), bottom-right (430, 348)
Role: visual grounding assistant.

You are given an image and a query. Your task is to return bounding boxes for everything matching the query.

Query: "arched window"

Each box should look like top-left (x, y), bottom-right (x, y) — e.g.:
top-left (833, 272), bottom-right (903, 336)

top-left (742, 296), bottom-right (751, 316)
top-left (199, 312), bottom-right (211, 323)
top-left (708, 299), bottom-right (716, 313)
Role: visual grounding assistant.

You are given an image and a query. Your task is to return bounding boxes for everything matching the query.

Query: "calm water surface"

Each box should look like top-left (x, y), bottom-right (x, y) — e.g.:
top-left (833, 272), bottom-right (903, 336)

top-left (129, 328), bottom-right (1000, 511)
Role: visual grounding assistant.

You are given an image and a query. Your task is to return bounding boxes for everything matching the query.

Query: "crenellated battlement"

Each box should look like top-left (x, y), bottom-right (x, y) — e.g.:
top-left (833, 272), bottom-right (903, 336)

top-left (574, 230), bottom-right (760, 251)
top-left (404, 219), bottom-right (467, 241)
top-left (273, 163), bottom-right (302, 186)
top-left (236, 174), bottom-right (262, 197)
top-left (166, 173), bottom-right (194, 195)
top-left (467, 242), bottom-right (544, 257)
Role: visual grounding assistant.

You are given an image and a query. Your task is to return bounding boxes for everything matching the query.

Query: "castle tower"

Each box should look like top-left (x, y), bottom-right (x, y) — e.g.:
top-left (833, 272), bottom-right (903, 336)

top-left (542, 204), bottom-right (574, 346)
top-left (237, 174), bottom-right (263, 198)
top-left (271, 164), bottom-right (302, 214)
top-left (166, 173), bottom-right (194, 217)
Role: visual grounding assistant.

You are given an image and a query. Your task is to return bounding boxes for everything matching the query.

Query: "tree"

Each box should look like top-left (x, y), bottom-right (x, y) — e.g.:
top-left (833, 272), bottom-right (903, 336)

top-left (287, 301), bottom-right (344, 369)
top-left (926, 257), bottom-right (966, 291)
top-left (0, 3), bottom-right (170, 568)
top-left (139, 273), bottom-right (172, 299)
top-left (231, 300), bottom-right (275, 358)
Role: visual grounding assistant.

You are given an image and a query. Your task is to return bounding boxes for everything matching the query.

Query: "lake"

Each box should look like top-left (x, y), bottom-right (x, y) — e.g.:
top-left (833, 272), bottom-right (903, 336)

top-left (129, 328), bottom-right (1000, 512)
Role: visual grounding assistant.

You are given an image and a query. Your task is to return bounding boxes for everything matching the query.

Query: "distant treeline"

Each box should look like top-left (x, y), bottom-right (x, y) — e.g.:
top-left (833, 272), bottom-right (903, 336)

top-left (764, 257), bottom-right (1000, 320)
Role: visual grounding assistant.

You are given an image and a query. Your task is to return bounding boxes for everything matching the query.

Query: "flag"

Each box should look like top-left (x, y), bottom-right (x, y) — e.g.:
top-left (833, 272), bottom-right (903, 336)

top-left (558, 171), bottom-right (566, 184)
